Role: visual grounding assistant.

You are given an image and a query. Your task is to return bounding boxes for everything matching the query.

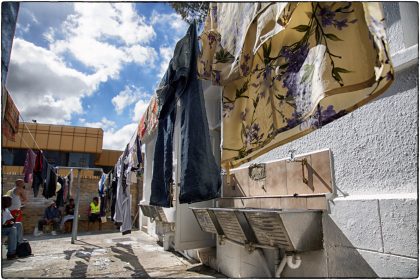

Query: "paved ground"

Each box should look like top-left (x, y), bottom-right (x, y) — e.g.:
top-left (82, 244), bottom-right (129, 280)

top-left (1, 230), bottom-right (225, 278)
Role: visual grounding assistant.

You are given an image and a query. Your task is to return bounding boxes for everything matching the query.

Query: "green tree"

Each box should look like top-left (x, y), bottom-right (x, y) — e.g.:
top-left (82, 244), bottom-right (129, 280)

top-left (169, 2), bottom-right (209, 26)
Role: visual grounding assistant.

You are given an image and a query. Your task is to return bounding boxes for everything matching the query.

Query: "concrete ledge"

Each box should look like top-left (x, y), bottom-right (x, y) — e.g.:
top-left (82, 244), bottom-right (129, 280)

top-left (379, 198), bottom-right (418, 258)
top-left (359, 249), bottom-right (419, 278)
top-left (325, 199), bottom-right (383, 252)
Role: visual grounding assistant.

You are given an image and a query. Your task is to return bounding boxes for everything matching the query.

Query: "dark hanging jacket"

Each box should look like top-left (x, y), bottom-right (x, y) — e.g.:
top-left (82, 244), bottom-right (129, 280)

top-left (150, 22), bottom-right (221, 207)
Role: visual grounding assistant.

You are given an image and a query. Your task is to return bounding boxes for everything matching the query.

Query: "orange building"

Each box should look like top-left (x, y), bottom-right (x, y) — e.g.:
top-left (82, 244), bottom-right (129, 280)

top-left (2, 122), bottom-right (122, 175)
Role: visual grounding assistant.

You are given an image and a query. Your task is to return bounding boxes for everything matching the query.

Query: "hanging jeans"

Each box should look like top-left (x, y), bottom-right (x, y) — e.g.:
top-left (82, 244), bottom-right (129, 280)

top-left (150, 22), bottom-right (221, 207)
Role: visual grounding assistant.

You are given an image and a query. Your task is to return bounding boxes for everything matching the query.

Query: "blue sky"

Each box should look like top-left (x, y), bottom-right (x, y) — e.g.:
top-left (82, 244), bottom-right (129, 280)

top-left (6, 2), bottom-right (189, 150)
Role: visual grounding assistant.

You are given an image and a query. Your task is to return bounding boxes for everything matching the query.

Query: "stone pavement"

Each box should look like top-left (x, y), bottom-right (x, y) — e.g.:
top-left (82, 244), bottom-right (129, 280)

top-left (1, 230), bottom-right (226, 278)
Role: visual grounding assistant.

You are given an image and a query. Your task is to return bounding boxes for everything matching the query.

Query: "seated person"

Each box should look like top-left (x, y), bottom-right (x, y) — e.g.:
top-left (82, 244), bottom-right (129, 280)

top-left (60, 198), bottom-right (75, 232)
top-left (35, 201), bottom-right (61, 236)
top-left (88, 197), bottom-right (101, 231)
top-left (2, 196), bottom-right (23, 260)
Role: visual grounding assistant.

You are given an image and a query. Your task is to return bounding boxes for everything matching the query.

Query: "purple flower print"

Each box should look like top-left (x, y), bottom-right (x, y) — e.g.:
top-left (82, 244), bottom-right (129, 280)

top-left (244, 123), bottom-right (262, 146)
top-left (334, 19), bottom-right (348, 30)
top-left (207, 33), bottom-right (217, 49)
top-left (240, 108), bottom-right (249, 121)
top-left (223, 102), bottom-right (234, 118)
top-left (281, 43), bottom-right (309, 98)
top-left (318, 6), bottom-right (336, 27)
top-left (286, 111), bottom-right (303, 128)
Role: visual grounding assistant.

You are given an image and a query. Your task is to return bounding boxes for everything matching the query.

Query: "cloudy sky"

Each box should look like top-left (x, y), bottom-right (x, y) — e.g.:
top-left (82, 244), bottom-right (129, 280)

top-left (6, 2), bottom-right (189, 150)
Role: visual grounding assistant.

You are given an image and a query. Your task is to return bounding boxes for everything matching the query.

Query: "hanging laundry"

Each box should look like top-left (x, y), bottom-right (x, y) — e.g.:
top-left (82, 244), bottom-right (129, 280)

top-left (125, 134), bottom-right (141, 185)
top-left (150, 22), bottom-right (221, 207)
top-left (23, 149), bottom-right (36, 184)
top-left (98, 173), bottom-right (108, 216)
top-left (62, 176), bottom-right (70, 204)
top-left (137, 96), bottom-right (160, 141)
top-left (198, 2), bottom-right (394, 168)
top-left (32, 151), bottom-right (47, 197)
top-left (56, 177), bottom-right (65, 207)
top-left (114, 146), bottom-right (132, 234)
top-left (98, 173), bottom-right (106, 196)
top-left (68, 169), bottom-right (73, 198)
top-left (1, 87), bottom-right (19, 141)
top-left (43, 165), bottom-right (57, 199)
top-left (110, 165), bottom-right (118, 221)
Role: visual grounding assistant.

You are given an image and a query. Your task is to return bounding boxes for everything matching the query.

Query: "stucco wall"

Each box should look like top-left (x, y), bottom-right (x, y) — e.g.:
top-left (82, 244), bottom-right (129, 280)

top-left (217, 2), bottom-right (418, 278)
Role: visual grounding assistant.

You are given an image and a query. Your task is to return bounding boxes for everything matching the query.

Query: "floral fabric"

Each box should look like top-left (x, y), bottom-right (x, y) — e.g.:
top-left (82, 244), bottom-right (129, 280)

top-left (198, 2), bottom-right (394, 168)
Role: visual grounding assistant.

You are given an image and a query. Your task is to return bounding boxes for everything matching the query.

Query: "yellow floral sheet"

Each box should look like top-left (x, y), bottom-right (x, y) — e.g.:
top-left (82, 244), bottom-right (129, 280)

top-left (198, 2), bottom-right (394, 168)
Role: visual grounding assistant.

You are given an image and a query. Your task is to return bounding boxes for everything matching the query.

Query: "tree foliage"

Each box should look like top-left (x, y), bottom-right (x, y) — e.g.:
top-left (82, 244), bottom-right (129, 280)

top-left (169, 2), bottom-right (209, 26)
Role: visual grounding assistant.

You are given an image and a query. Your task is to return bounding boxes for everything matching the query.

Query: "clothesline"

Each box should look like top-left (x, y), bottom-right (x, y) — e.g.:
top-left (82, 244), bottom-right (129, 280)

top-left (17, 113), bottom-right (60, 172)
top-left (15, 122), bottom-right (60, 179)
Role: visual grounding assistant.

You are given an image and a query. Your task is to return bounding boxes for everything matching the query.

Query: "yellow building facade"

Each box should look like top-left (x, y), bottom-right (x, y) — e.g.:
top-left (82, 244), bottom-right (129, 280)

top-left (2, 122), bottom-right (121, 175)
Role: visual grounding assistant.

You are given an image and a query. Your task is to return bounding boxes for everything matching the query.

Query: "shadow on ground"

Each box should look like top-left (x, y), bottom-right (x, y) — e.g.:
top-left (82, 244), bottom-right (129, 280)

top-left (111, 243), bottom-right (150, 278)
top-left (187, 264), bottom-right (226, 278)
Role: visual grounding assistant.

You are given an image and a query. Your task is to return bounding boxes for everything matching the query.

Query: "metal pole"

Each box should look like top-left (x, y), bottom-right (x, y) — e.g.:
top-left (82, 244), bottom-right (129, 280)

top-left (71, 169), bottom-right (82, 244)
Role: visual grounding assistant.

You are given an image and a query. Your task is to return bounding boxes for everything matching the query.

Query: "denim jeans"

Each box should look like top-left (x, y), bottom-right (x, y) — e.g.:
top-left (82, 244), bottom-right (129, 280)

top-left (150, 23), bottom-right (221, 207)
top-left (38, 218), bottom-right (60, 231)
top-left (2, 222), bottom-right (23, 255)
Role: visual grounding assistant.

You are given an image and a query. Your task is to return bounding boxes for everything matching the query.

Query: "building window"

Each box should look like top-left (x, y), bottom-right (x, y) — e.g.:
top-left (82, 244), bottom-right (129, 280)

top-left (1, 148), bottom-right (14, 165)
top-left (68, 152), bottom-right (95, 168)
top-left (44, 151), bottom-right (69, 166)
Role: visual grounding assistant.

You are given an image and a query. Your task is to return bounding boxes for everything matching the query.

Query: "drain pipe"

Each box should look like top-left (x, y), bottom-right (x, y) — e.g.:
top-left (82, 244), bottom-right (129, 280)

top-left (287, 254), bottom-right (302, 269)
top-left (275, 254), bottom-right (302, 277)
top-left (275, 255), bottom-right (288, 277)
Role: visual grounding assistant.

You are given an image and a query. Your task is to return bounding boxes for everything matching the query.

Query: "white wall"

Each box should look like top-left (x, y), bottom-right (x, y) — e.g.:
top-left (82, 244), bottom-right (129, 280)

top-left (217, 2), bottom-right (418, 278)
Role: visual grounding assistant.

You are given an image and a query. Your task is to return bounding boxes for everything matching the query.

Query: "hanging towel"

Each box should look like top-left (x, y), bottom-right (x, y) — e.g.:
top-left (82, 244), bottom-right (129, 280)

top-left (198, 2), bottom-right (394, 168)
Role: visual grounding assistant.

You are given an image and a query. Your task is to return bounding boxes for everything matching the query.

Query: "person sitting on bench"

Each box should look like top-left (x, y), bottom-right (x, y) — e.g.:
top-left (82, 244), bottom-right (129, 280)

top-left (88, 197), bottom-right (101, 231)
top-left (60, 198), bottom-right (75, 233)
top-left (35, 200), bottom-right (61, 236)
top-left (2, 196), bottom-right (23, 259)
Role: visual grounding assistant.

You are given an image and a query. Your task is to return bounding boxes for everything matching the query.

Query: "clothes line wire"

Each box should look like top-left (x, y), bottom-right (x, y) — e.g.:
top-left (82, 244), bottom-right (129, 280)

top-left (16, 113), bottom-right (54, 170)
top-left (15, 127), bottom-right (60, 178)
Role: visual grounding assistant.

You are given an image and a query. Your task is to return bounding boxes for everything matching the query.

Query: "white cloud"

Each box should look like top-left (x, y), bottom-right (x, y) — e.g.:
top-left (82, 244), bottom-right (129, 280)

top-left (7, 3), bottom-right (159, 125)
top-left (132, 99), bottom-right (149, 122)
top-left (158, 46), bottom-right (174, 78)
top-left (103, 123), bottom-right (138, 150)
top-left (149, 11), bottom-right (188, 78)
top-left (125, 45), bottom-right (157, 66)
top-left (43, 27), bottom-right (55, 43)
top-left (50, 3), bottom-right (157, 79)
top-left (16, 23), bottom-right (31, 34)
top-left (150, 10), bottom-right (188, 36)
top-left (112, 85), bottom-right (145, 114)
top-left (80, 117), bottom-right (116, 131)
top-left (6, 38), bottom-right (93, 124)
